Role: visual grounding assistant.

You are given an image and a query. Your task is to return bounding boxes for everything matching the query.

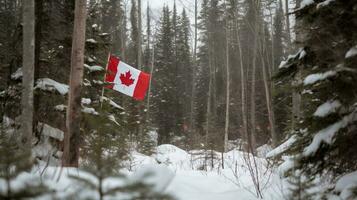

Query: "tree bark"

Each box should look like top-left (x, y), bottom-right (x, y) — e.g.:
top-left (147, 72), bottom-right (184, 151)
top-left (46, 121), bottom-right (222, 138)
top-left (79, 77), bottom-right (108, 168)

top-left (21, 0), bottom-right (35, 150)
top-left (137, 0), bottom-right (142, 69)
top-left (234, 9), bottom-right (248, 151)
top-left (145, 40), bottom-right (155, 138)
top-left (189, 0), bottom-right (198, 134)
top-left (63, 0), bottom-right (87, 167)
top-left (292, 0), bottom-right (302, 129)
top-left (249, 1), bottom-right (261, 154)
top-left (34, 0), bottom-right (43, 132)
top-left (250, 47), bottom-right (257, 153)
top-left (224, 8), bottom-right (230, 153)
top-left (260, 31), bottom-right (278, 147)
top-left (285, 0), bottom-right (291, 48)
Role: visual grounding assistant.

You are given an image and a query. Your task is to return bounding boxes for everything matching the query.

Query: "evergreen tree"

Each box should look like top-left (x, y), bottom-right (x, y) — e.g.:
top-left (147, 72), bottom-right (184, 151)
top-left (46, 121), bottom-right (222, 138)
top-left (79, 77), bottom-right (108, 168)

top-left (176, 9), bottom-right (192, 147)
top-left (273, 0), bottom-right (285, 71)
top-left (275, 0), bottom-right (357, 198)
top-left (272, 0), bottom-right (291, 145)
top-left (0, 127), bottom-right (48, 199)
top-left (129, 0), bottom-right (138, 66)
top-left (195, 0), bottom-right (210, 139)
top-left (153, 6), bottom-right (176, 144)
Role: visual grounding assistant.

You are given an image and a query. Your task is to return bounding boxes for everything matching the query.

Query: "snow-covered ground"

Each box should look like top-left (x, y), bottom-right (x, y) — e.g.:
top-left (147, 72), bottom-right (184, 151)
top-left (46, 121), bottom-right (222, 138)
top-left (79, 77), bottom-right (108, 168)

top-left (1, 144), bottom-right (289, 200)
top-left (132, 144), bottom-right (287, 200)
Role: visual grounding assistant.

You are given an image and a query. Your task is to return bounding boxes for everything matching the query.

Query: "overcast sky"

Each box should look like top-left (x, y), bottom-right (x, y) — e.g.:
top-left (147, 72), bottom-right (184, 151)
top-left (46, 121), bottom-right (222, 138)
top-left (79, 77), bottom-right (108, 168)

top-left (123, 0), bottom-right (197, 26)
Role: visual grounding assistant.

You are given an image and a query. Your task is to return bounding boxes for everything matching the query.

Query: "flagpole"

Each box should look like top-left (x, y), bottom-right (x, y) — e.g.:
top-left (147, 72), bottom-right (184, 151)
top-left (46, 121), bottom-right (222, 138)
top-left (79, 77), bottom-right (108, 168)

top-left (101, 52), bottom-right (111, 109)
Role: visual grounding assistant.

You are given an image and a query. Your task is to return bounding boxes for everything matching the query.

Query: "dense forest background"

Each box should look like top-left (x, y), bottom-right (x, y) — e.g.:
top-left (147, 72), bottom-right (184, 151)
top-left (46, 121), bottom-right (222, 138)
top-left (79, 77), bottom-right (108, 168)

top-left (0, 0), bottom-right (356, 199)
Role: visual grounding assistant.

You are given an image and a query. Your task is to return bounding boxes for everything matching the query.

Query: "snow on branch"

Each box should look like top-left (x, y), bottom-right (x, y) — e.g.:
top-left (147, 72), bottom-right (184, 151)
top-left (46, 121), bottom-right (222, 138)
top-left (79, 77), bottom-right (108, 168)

top-left (313, 100), bottom-right (341, 117)
top-left (278, 48), bottom-right (305, 69)
top-left (335, 171), bottom-right (357, 200)
top-left (54, 104), bottom-right (67, 111)
top-left (266, 135), bottom-right (298, 158)
top-left (82, 107), bottom-right (99, 115)
top-left (108, 115), bottom-right (120, 126)
top-left (86, 38), bottom-right (97, 44)
top-left (303, 112), bottom-right (357, 156)
top-left (303, 71), bottom-right (336, 85)
top-left (317, 0), bottom-right (335, 9)
top-left (345, 45), bottom-right (357, 59)
top-left (100, 96), bottom-right (124, 110)
top-left (299, 0), bottom-right (314, 10)
top-left (278, 156), bottom-right (295, 175)
top-left (11, 68), bottom-right (23, 80)
top-left (35, 78), bottom-right (69, 95)
top-left (81, 98), bottom-right (91, 105)
top-left (84, 64), bottom-right (104, 72)
top-left (38, 122), bottom-right (64, 141)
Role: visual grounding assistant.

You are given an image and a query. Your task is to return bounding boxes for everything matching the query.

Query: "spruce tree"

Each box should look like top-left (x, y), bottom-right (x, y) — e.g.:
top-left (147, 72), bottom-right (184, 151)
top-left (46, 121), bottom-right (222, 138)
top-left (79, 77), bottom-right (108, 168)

top-left (176, 9), bottom-right (192, 148)
top-left (0, 126), bottom-right (48, 199)
top-left (153, 6), bottom-right (176, 144)
top-left (274, 0), bottom-right (357, 199)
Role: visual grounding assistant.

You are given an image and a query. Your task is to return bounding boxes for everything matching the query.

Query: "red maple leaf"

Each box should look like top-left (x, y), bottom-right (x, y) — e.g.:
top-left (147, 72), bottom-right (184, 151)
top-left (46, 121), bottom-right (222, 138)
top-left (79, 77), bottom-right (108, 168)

top-left (120, 70), bottom-right (135, 86)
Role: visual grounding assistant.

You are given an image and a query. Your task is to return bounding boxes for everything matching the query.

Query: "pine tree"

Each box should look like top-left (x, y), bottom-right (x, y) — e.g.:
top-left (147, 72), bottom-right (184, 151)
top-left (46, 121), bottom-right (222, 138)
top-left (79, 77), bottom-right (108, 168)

top-left (275, 0), bottom-right (357, 198)
top-left (0, 126), bottom-right (48, 199)
top-left (273, 0), bottom-right (285, 72)
top-left (153, 6), bottom-right (176, 144)
top-left (272, 0), bottom-right (291, 145)
top-left (129, 0), bottom-right (138, 66)
top-left (176, 9), bottom-right (192, 148)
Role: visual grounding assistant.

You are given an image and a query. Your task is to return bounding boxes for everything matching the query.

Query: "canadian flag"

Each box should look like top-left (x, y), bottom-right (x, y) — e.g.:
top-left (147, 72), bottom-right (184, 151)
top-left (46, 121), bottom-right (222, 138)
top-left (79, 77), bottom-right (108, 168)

top-left (105, 55), bottom-right (150, 100)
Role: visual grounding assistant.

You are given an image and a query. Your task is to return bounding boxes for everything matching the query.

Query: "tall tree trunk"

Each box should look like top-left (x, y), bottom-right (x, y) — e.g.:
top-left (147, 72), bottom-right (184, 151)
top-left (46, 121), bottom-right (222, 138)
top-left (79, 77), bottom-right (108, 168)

top-left (137, 0), bottom-right (142, 69)
top-left (63, 0), bottom-right (87, 167)
top-left (137, 0), bottom-right (146, 139)
top-left (205, 31), bottom-right (214, 170)
top-left (145, 41), bottom-right (155, 140)
top-left (21, 0), bottom-right (35, 150)
top-left (189, 0), bottom-right (198, 134)
top-left (34, 0), bottom-right (43, 131)
top-left (250, 48), bottom-right (257, 153)
top-left (292, 0), bottom-right (302, 129)
top-left (224, 8), bottom-right (230, 153)
top-left (234, 10), bottom-right (248, 150)
top-left (260, 29), bottom-right (278, 147)
top-left (269, 7), bottom-right (275, 76)
top-left (120, 2), bottom-right (127, 59)
top-left (249, 1), bottom-right (260, 154)
top-left (285, 0), bottom-right (291, 48)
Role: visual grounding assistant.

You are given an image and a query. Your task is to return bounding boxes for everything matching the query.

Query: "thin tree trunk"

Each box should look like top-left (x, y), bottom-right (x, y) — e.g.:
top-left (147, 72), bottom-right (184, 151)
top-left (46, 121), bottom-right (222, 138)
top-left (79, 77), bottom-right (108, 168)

top-left (260, 32), bottom-right (278, 147)
top-left (21, 0), bottom-right (35, 150)
top-left (63, 0), bottom-right (87, 167)
top-left (250, 48), bottom-right (257, 153)
top-left (224, 10), bottom-right (230, 153)
top-left (249, 1), bottom-right (260, 154)
top-left (121, 2), bottom-right (127, 60)
top-left (285, 0), bottom-right (291, 48)
top-left (145, 41), bottom-right (155, 140)
top-left (189, 0), bottom-right (198, 134)
top-left (292, 0), bottom-right (302, 129)
top-left (137, 0), bottom-right (142, 69)
top-left (269, 7), bottom-right (275, 76)
top-left (234, 12), bottom-right (248, 151)
top-left (34, 0), bottom-right (43, 132)
top-left (205, 31), bottom-right (213, 170)
top-left (137, 0), bottom-right (145, 138)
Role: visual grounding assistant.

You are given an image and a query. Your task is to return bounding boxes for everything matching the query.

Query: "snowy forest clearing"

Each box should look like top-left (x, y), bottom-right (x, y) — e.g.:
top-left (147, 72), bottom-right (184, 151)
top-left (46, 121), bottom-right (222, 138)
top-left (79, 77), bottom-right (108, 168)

top-left (1, 144), bottom-right (287, 200)
top-left (1, 0), bottom-right (357, 199)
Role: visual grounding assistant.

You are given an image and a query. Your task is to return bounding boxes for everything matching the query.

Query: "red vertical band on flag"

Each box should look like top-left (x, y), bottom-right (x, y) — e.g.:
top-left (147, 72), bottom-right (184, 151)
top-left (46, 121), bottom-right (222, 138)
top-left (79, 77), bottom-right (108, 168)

top-left (105, 55), bottom-right (120, 89)
top-left (133, 72), bottom-right (150, 100)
